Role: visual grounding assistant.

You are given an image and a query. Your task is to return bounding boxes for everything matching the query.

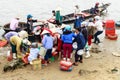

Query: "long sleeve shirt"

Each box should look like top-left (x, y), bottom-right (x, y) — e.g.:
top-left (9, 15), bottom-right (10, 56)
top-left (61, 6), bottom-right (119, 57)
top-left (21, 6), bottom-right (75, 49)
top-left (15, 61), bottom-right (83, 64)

top-left (10, 36), bottom-right (22, 55)
top-left (42, 35), bottom-right (53, 49)
top-left (4, 31), bottom-right (18, 41)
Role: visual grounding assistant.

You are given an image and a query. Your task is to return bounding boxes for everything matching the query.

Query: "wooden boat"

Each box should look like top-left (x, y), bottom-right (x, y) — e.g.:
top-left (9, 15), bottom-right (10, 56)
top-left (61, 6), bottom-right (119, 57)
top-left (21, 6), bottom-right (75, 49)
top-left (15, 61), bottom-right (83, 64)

top-left (62, 3), bottom-right (111, 24)
top-left (3, 22), bottom-right (27, 33)
top-left (48, 3), bottom-right (110, 24)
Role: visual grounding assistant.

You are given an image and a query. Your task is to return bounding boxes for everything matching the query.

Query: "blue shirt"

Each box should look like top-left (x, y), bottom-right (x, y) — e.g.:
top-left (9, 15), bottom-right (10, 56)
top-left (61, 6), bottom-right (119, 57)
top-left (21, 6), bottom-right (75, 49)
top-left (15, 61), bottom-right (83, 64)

top-left (28, 48), bottom-right (40, 62)
top-left (42, 35), bottom-right (53, 49)
top-left (61, 32), bottom-right (76, 44)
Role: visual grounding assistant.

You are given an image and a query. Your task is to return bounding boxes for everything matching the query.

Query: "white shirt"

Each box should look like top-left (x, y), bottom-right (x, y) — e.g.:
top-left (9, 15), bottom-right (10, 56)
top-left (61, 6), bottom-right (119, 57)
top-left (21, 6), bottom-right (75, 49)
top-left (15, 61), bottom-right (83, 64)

top-left (95, 20), bottom-right (103, 31)
top-left (10, 18), bottom-right (19, 30)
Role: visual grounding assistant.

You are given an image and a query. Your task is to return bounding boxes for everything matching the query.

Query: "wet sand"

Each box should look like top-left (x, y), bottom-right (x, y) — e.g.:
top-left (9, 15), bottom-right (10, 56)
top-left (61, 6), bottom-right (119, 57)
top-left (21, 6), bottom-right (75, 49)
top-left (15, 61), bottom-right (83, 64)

top-left (0, 29), bottom-right (120, 80)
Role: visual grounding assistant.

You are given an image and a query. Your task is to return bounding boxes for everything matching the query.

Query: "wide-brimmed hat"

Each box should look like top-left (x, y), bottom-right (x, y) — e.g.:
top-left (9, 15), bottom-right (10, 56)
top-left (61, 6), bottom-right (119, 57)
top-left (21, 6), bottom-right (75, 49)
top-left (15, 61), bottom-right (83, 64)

top-left (18, 30), bottom-right (28, 39)
top-left (41, 29), bottom-right (50, 35)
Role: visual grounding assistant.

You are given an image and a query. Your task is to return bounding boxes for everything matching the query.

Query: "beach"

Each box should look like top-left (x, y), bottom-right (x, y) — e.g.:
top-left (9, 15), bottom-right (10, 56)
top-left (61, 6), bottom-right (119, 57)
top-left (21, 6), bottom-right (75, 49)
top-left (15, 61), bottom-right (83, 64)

top-left (0, 29), bottom-right (120, 80)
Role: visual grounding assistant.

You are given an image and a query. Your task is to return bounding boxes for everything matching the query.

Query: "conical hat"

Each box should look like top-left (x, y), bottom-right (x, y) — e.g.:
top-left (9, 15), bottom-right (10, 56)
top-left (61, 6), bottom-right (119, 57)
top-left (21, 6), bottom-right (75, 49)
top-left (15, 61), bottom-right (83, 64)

top-left (41, 29), bottom-right (50, 35)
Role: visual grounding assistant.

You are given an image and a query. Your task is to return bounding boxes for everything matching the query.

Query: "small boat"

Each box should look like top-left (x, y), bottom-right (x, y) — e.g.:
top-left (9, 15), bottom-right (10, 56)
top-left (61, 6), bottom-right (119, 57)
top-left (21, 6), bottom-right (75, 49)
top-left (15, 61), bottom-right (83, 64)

top-left (3, 22), bottom-right (27, 33)
top-left (62, 3), bottom-right (111, 24)
top-left (115, 21), bottom-right (120, 27)
top-left (48, 3), bottom-right (111, 24)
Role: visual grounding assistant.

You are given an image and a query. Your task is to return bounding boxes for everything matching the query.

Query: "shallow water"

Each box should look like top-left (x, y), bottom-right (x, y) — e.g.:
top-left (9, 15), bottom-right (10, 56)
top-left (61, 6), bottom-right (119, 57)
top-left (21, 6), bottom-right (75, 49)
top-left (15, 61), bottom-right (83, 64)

top-left (0, 0), bottom-right (120, 25)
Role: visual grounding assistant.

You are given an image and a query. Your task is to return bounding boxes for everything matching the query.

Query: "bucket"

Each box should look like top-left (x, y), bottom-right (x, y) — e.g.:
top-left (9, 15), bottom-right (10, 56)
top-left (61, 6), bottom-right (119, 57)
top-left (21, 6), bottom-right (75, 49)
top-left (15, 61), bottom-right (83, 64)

top-left (31, 59), bottom-right (41, 70)
top-left (105, 20), bottom-right (115, 36)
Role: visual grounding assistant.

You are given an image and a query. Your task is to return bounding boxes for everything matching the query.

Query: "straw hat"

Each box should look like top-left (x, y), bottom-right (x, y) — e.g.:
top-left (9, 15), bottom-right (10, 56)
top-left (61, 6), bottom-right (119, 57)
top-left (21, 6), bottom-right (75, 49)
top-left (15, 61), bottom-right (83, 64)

top-left (41, 29), bottom-right (50, 35)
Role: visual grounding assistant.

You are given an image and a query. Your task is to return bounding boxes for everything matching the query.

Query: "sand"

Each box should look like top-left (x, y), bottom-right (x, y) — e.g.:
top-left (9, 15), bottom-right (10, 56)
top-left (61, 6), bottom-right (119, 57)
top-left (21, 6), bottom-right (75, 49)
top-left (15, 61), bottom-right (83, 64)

top-left (0, 29), bottom-right (120, 80)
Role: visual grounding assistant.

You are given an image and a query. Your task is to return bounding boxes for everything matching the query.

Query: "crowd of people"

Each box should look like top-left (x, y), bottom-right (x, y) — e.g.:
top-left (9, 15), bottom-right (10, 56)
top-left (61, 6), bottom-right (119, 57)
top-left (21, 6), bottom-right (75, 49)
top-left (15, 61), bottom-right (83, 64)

top-left (3, 2), bottom-right (104, 69)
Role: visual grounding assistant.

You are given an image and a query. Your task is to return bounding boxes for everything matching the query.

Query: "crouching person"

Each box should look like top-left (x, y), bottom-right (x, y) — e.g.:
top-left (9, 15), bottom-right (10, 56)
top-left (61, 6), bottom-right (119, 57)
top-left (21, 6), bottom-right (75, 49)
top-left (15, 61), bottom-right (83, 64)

top-left (28, 42), bottom-right (40, 64)
top-left (10, 35), bottom-right (31, 59)
top-left (73, 28), bottom-right (86, 66)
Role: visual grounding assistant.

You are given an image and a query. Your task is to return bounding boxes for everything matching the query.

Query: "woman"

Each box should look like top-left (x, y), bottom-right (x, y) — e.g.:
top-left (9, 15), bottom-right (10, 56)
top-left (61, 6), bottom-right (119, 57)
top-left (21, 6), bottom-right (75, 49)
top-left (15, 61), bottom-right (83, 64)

top-left (73, 28), bottom-right (86, 66)
top-left (61, 25), bottom-right (76, 59)
top-left (41, 30), bottom-right (54, 65)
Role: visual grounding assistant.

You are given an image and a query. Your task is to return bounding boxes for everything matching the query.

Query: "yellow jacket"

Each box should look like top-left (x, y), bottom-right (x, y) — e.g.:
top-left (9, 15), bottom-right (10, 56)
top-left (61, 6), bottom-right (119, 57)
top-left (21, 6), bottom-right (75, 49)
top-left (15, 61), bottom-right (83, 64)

top-left (10, 36), bottom-right (22, 57)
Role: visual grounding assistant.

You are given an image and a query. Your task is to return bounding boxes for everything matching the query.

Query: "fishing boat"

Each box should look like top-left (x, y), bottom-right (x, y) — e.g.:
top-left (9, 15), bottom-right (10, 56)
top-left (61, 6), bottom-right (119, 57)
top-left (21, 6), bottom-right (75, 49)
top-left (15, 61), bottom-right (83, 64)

top-left (48, 3), bottom-right (111, 24)
top-left (3, 22), bottom-right (27, 33)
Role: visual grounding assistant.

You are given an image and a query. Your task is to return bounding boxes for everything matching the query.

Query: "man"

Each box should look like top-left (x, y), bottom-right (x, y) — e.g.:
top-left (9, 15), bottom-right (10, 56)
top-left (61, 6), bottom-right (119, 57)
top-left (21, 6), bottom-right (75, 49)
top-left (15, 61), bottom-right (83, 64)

top-left (93, 16), bottom-right (103, 44)
top-left (26, 14), bottom-right (44, 34)
top-left (10, 16), bottom-right (20, 32)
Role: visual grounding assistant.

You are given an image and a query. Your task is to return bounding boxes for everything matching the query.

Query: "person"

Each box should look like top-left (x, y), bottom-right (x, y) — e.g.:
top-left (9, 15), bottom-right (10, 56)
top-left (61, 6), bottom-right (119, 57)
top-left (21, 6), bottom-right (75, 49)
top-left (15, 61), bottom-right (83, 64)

top-left (73, 28), bottom-right (86, 66)
top-left (10, 16), bottom-right (20, 32)
top-left (74, 5), bottom-right (84, 29)
top-left (52, 10), bottom-right (56, 19)
top-left (4, 31), bottom-right (18, 42)
top-left (93, 16), bottom-right (103, 44)
top-left (94, 2), bottom-right (100, 15)
top-left (74, 5), bottom-right (81, 17)
top-left (26, 14), bottom-right (44, 34)
top-left (81, 21), bottom-right (91, 58)
top-left (10, 35), bottom-right (30, 59)
top-left (87, 19), bottom-right (96, 48)
top-left (10, 31), bottom-right (30, 59)
top-left (41, 29), bottom-right (54, 66)
top-left (28, 42), bottom-right (40, 64)
top-left (61, 25), bottom-right (76, 59)
top-left (32, 26), bottom-right (41, 42)
top-left (55, 7), bottom-right (62, 26)
top-left (4, 30), bottom-right (28, 42)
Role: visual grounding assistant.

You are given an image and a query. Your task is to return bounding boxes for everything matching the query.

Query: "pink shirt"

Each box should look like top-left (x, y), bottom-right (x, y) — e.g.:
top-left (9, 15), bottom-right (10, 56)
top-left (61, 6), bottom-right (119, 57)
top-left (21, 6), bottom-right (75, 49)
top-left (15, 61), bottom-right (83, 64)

top-left (10, 18), bottom-right (19, 30)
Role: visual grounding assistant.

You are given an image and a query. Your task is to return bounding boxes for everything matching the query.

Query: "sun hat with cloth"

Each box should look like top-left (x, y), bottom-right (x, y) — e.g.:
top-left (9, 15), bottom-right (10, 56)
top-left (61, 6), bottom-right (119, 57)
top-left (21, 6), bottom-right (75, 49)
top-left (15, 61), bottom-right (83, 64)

top-left (18, 30), bottom-right (28, 39)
